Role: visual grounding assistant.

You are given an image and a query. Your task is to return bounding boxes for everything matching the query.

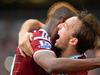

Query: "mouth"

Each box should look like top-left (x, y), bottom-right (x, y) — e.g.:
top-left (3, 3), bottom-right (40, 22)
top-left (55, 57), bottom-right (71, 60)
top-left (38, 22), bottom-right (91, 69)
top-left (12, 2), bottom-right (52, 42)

top-left (51, 32), bottom-right (59, 45)
top-left (55, 37), bottom-right (60, 44)
top-left (57, 33), bottom-right (59, 38)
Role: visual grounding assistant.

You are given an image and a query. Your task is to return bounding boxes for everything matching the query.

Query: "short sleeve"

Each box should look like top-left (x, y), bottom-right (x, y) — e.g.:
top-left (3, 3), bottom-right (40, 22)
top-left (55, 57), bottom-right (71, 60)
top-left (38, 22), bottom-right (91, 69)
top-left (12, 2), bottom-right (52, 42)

top-left (31, 29), bottom-right (52, 52)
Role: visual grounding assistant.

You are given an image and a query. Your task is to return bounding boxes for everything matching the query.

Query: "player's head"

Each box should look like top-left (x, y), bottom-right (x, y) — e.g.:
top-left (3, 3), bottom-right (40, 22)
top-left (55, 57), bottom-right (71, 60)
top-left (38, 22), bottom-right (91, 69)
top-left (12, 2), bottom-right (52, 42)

top-left (45, 2), bottom-right (79, 44)
top-left (76, 12), bottom-right (99, 53)
top-left (55, 16), bottom-right (82, 50)
top-left (47, 1), bottom-right (79, 20)
top-left (55, 12), bottom-right (98, 54)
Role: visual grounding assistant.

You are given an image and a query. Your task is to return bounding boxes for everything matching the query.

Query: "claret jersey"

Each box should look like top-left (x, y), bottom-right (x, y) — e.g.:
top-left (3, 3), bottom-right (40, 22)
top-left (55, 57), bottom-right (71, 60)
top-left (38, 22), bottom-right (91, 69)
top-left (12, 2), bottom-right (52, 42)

top-left (31, 29), bottom-right (51, 52)
top-left (11, 29), bottom-right (52, 75)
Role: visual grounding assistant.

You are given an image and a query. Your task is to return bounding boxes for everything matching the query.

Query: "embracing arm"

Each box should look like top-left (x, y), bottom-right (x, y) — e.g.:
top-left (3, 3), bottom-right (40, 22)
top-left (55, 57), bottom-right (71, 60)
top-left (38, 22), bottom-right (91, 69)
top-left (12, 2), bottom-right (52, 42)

top-left (33, 50), bottom-right (100, 74)
top-left (18, 19), bottom-right (45, 57)
top-left (19, 19), bottom-right (44, 33)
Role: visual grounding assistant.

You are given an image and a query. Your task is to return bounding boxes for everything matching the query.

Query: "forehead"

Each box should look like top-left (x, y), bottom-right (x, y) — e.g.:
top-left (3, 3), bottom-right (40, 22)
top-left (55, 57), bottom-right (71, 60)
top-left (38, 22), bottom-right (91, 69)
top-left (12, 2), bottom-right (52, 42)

top-left (65, 16), bottom-right (82, 26)
top-left (65, 16), bottom-right (79, 22)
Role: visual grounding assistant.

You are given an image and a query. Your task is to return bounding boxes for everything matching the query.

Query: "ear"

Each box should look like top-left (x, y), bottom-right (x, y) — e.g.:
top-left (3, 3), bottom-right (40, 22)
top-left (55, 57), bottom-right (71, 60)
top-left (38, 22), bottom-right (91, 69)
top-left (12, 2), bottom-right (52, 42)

top-left (69, 38), bottom-right (78, 45)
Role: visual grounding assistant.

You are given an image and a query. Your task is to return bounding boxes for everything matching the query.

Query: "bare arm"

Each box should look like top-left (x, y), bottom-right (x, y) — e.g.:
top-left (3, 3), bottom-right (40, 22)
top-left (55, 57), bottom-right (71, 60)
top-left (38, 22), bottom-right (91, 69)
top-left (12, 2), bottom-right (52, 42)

top-left (19, 19), bottom-right (44, 32)
top-left (33, 50), bottom-right (100, 74)
top-left (18, 19), bottom-right (44, 57)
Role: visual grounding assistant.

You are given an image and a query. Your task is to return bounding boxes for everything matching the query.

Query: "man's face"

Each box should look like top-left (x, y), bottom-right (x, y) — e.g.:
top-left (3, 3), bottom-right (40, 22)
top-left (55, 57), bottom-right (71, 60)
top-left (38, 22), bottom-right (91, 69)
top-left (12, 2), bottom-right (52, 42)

top-left (55, 16), bottom-right (82, 50)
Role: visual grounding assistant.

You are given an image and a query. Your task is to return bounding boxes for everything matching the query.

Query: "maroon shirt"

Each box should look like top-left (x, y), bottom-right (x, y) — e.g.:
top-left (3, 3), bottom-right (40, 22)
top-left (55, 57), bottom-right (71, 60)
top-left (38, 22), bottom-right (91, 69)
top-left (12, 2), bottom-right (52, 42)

top-left (11, 29), bottom-right (51, 75)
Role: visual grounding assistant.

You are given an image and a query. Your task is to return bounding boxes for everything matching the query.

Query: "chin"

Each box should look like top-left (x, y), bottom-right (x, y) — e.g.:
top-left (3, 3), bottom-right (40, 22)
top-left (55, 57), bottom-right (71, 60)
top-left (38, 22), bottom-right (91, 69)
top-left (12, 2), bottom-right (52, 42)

top-left (55, 43), bottom-right (60, 49)
top-left (55, 43), bottom-right (57, 47)
top-left (55, 43), bottom-right (59, 47)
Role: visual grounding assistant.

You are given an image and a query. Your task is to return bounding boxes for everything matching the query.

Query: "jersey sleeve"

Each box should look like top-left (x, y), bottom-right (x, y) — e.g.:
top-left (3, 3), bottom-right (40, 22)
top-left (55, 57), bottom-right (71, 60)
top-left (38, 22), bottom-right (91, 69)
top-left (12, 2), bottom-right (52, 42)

top-left (31, 29), bottom-right (52, 52)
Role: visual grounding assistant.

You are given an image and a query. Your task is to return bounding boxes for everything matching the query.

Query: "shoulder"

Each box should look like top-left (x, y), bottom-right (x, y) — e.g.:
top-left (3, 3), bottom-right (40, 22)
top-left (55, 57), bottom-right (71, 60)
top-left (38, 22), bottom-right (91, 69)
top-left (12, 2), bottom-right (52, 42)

top-left (31, 29), bottom-right (52, 52)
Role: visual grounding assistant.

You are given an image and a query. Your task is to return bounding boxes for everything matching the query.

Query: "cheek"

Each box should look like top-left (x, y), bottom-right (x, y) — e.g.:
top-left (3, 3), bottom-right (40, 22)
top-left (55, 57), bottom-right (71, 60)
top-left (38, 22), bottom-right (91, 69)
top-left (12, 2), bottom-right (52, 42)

top-left (62, 35), bottom-right (70, 44)
top-left (59, 36), bottom-right (68, 45)
top-left (57, 38), bottom-right (68, 49)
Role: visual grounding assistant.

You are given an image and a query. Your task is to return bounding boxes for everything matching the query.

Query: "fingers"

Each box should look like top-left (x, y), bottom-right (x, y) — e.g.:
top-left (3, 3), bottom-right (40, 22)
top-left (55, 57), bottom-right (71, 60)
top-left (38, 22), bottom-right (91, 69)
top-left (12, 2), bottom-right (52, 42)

top-left (19, 47), bottom-right (26, 57)
top-left (29, 33), bottom-right (34, 54)
top-left (29, 33), bottom-right (33, 41)
top-left (19, 41), bottom-right (32, 57)
top-left (25, 39), bottom-right (33, 57)
top-left (18, 32), bottom-right (33, 57)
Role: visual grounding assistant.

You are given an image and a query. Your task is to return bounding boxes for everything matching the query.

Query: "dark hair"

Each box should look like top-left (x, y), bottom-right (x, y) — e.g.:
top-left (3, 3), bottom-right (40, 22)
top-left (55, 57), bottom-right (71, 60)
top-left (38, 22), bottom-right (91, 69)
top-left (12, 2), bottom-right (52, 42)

top-left (74, 12), bottom-right (98, 54)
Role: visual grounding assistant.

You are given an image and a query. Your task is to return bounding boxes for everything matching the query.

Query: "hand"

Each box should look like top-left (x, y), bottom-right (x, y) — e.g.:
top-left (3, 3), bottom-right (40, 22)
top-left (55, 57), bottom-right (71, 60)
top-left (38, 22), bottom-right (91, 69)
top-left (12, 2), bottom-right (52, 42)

top-left (18, 32), bottom-right (33, 57)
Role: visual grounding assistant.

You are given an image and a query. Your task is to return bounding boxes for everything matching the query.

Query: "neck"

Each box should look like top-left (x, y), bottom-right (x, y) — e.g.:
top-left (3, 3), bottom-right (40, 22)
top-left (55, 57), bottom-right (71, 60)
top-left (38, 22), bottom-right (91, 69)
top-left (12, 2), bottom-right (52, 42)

top-left (43, 21), bottom-right (53, 36)
top-left (45, 18), bottom-right (59, 36)
top-left (42, 25), bottom-right (49, 33)
top-left (61, 46), bottom-right (80, 57)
